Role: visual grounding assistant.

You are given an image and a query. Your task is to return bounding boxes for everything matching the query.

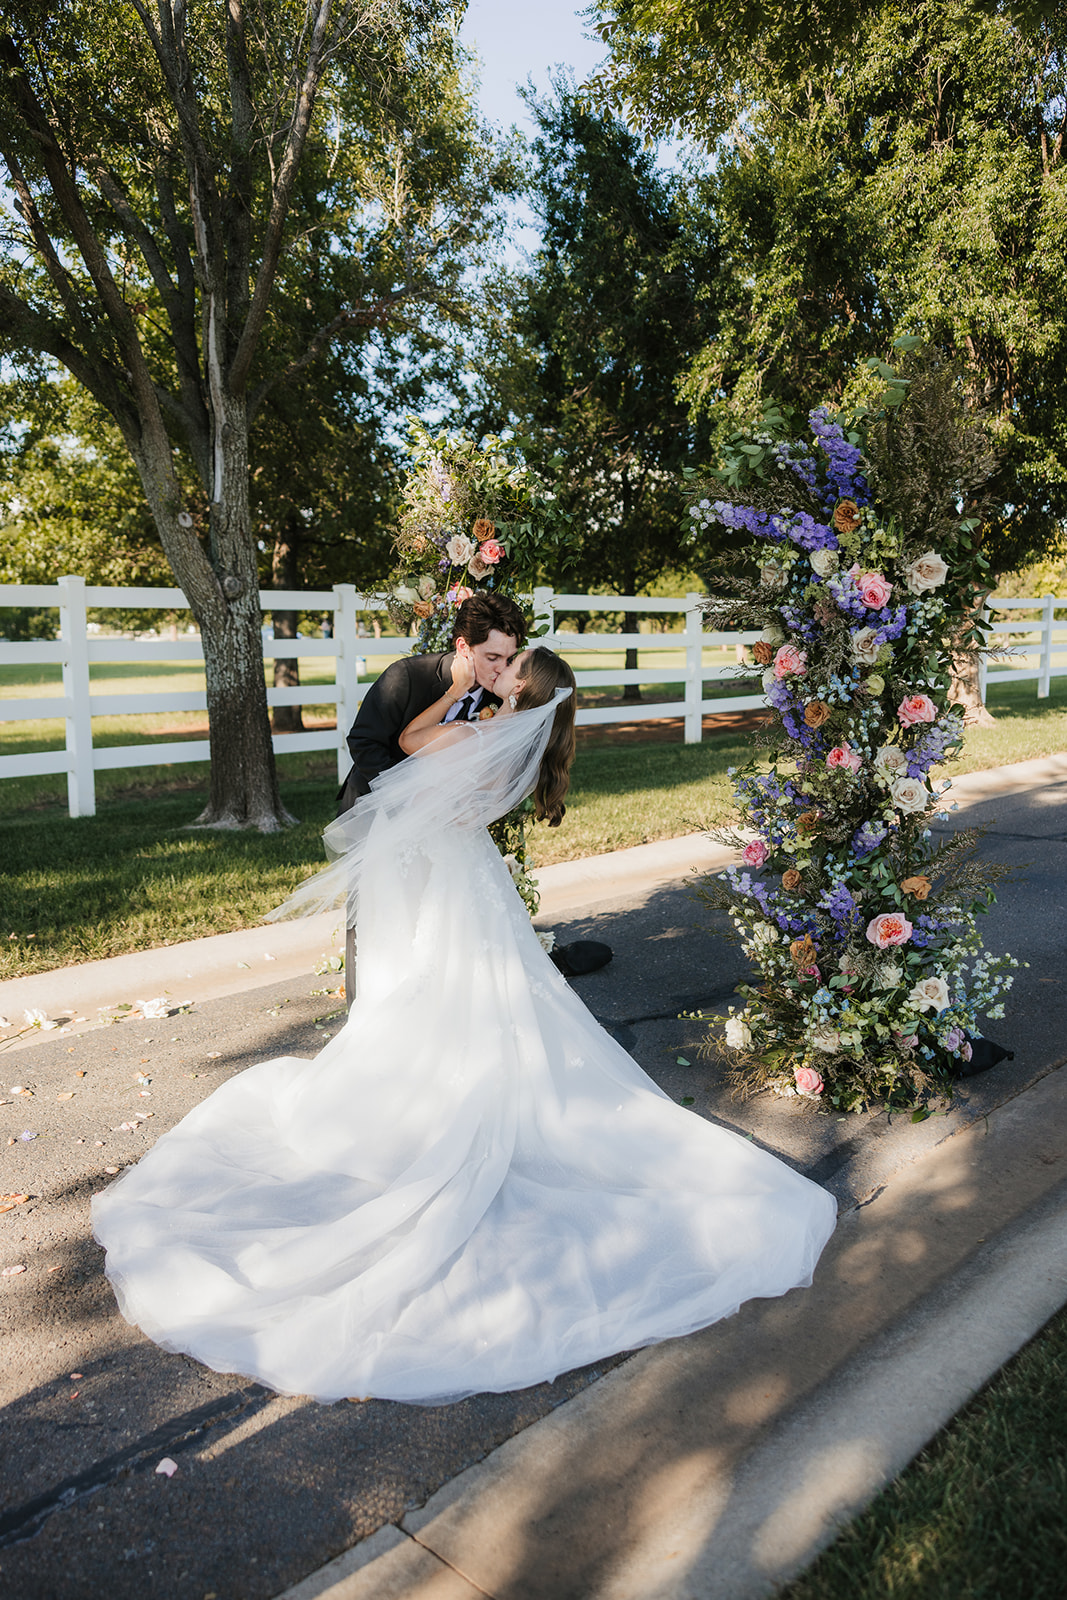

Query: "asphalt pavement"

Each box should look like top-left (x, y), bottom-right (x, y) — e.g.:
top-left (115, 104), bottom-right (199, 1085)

top-left (0, 752), bottom-right (1065, 1600)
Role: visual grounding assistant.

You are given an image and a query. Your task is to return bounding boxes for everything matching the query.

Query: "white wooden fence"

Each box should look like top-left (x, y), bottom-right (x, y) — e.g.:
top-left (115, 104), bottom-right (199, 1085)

top-left (979, 595), bottom-right (1067, 699)
top-left (1, 577), bottom-right (1065, 819)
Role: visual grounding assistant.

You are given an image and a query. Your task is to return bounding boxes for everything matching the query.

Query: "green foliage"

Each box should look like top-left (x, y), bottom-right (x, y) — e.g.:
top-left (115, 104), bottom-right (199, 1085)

top-left (477, 83), bottom-right (716, 599)
top-left (591, 0), bottom-right (1059, 142)
top-left (601, 3), bottom-right (1067, 577)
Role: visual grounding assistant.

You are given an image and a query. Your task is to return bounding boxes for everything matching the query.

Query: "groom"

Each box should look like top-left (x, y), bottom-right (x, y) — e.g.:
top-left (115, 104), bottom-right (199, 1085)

top-left (337, 590), bottom-right (611, 989)
top-left (336, 591), bottom-right (526, 812)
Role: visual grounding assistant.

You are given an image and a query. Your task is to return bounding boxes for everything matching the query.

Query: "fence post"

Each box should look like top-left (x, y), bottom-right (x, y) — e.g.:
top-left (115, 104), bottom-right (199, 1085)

top-left (977, 600), bottom-right (989, 706)
top-left (57, 575), bottom-right (95, 818)
top-left (332, 584), bottom-right (360, 785)
top-left (684, 593), bottom-right (703, 744)
top-left (1038, 594), bottom-right (1054, 698)
top-left (533, 586), bottom-right (555, 644)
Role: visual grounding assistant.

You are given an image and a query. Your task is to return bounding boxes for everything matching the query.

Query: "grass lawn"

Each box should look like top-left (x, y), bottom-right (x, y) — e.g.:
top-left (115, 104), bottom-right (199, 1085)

top-left (0, 672), bottom-right (1065, 978)
top-left (783, 1301), bottom-right (1067, 1600)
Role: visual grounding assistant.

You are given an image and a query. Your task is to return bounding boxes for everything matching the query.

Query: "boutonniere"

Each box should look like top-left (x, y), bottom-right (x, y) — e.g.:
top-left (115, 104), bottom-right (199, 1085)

top-left (478, 706), bottom-right (496, 720)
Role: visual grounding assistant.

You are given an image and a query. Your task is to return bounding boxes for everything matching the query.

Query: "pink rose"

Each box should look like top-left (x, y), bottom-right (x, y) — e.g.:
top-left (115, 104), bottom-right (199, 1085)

top-left (447, 585), bottom-right (474, 604)
top-left (742, 839), bottom-right (769, 867)
top-left (478, 539), bottom-right (505, 565)
top-left (794, 1066), bottom-right (824, 1095)
top-left (858, 571), bottom-right (892, 608)
top-left (773, 643), bottom-right (807, 678)
top-left (826, 743), bottom-right (862, 774)
top-left (865, 911), bottom-right (913, 948)
top-left (898, 693), bottom-right (937, 727)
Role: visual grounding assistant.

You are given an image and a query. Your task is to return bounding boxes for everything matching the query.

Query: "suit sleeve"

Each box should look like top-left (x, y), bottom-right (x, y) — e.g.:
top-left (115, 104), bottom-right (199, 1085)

top-left (345, 658), bottom-right (419, 786)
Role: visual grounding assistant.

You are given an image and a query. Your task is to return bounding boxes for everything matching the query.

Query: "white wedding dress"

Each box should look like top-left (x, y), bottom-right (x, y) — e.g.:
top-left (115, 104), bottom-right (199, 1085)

top-left (93, 693), bottom-right (836, 1405)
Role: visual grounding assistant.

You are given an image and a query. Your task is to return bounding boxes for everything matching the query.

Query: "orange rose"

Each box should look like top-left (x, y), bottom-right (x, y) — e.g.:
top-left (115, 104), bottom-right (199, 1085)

top-left (411, 599), bottom-right (434, 619)
top-left (832, 499), bottom-right (862, 534)
top-left (797, 809), bottom-right (821, 835)
top-left (472, 517), bottom-right (495, 541)
top-left (901, 875), bottom-right (932, 901)
top-left (782, 868), bottom-right (803, 891)
top-left (790, 935), bottom-right (818, 968)
top-left (752, 640), bottom-right (775, 665)
top-left (478, 706), bottom-right (496, 720)
top-left (804, 700), bottom-right (831, 728)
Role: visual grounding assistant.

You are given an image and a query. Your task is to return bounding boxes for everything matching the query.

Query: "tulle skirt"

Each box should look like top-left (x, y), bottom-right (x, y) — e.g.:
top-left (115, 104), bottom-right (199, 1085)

top-left (93, 822), bottom-right (836, 1405)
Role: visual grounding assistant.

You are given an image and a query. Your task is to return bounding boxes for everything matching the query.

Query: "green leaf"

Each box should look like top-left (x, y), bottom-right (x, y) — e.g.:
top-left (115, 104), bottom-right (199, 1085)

top-left (676, 1055), bottom-right (691, 1065)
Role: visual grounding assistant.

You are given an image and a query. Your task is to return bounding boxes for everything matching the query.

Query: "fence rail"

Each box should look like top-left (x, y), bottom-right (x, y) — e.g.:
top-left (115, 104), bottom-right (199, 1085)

top-left (2, 578), bottom-right (1065, 818)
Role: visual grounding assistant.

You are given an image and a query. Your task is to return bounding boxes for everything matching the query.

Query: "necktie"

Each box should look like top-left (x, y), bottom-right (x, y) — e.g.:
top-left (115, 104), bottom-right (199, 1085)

top-left (447, 690), bottom-right (478, 722)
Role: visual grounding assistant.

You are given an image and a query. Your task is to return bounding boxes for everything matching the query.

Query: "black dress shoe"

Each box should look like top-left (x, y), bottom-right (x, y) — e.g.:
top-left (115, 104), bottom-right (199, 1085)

top-left (952, 1036), bottom-right (1014, 1077)
top-left (550, 940), bottom-right (613, 977)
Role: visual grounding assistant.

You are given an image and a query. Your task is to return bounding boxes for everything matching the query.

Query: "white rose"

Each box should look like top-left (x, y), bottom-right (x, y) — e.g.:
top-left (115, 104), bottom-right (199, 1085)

top-left (724, 1016), bottom-right (753, 1050)
top-left (394, 584), bottom-right (418, 605)
top-left (811, 1021), bottom-right (841, 1054)
top-left (850, 627), bottom-right (881, 665)
top-left (760, 624), bottom-right (786, 645)
top-left (138, 997), bottom-right (169, 1019)
top-left (536, 929), bottom-right (556, 954)
top-left (875, 962), bottom-right (902, 989)
top-left (417, 574), bottom-right (437, 600)
top-left (873, 745), bottom-right (908, 783)
top-left (762, 668), bottom-right (778, 695)
top-left (909, 974), bottom-right (950, 1013)
top-left (905, 551), bottom-right (949, 594)
top-left (810, 548), bottom-right (839, 578)
top-left (891, 775), bottom-right (929, 814)
top-left (445, 534), bottom-right (475, 565)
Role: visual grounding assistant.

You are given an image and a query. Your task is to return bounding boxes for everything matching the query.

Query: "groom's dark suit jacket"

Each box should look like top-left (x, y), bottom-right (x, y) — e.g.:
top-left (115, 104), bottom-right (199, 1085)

top-left (336, 650), bottom-right (499, 816)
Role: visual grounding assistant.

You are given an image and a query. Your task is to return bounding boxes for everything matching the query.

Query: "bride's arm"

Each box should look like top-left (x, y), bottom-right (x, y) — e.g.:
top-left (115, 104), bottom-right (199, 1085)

top-left (399, 650), bottom-right (477, 754)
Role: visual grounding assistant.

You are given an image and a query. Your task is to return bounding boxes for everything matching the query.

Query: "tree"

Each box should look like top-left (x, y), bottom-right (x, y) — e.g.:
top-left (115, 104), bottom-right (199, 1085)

top-left (589, 0), bottom-right (1057, 143)
top-left (0, 1), bottom-right (509, 827)
top-left (478, 86), bottom-right (713, 697)
top-left (672, 5), bottom-right (1067, 583)
top-left (592, 3), bottom-right (1067, 588)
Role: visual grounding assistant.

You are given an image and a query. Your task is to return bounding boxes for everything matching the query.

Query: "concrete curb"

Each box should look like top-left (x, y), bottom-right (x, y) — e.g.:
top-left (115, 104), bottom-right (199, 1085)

top-left (269, 1064), bottom-right (1067, 1600)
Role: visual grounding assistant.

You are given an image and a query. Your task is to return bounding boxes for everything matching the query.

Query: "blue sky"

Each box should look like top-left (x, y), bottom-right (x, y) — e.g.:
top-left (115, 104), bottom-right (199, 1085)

top-left (458, 1), bottom-right (607, 136)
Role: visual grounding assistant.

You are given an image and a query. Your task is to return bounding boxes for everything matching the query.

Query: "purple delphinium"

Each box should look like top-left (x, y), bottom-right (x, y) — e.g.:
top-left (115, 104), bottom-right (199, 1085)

top-left (851, 819), bottom-right (888, 857)
top-left (773, 440), bottom-right (819, 495)
top-left (907, 714), bottom-right (963, 777)
top-left (809, 407), bottom-right (870, 506)
top-left (818, 880), bottom-right (861, 935)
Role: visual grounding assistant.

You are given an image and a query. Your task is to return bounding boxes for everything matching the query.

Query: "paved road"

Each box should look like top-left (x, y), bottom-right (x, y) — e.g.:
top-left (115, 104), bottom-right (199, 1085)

top-left (0, 774), bottom-right (1064, 1600)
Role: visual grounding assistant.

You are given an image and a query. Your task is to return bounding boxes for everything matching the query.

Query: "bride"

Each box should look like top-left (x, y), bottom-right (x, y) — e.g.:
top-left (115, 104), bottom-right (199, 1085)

top-left (92, 646), bottom-right (836, 1406)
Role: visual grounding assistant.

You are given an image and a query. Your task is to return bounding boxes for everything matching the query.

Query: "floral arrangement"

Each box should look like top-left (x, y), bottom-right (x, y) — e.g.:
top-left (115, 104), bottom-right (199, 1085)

top-left (387, 423), bottom-right (574, 653)
top-left (692, 376), bottom-right (1016, 1113)
top-left (384, 424), bottom-right (576, 913)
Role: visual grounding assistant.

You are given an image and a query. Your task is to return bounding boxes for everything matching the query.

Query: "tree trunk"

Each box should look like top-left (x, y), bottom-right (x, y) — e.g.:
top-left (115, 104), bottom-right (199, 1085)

top-left (133, 388), bottom-right (296, 831)
top-left (270, 514), bottom-right (304, 733)
top-left (950, 591), bottom-right (996, 727)
top-left (622, 610), bottom-right (642, 703)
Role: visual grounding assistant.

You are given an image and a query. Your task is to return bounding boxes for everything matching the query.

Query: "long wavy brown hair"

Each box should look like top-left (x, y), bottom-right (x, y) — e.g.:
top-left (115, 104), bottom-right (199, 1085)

top-left (514, 647), bottom-right (577, 827)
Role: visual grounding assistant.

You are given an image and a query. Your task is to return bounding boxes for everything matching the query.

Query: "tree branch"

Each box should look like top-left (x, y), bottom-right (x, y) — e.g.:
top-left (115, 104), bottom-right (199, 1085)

top-left (0, 284), bottom-right (138, 441)
top-left (246, 282), bottom-right (440, 418)
top-left (227, 0), bottom-right (335, 394)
